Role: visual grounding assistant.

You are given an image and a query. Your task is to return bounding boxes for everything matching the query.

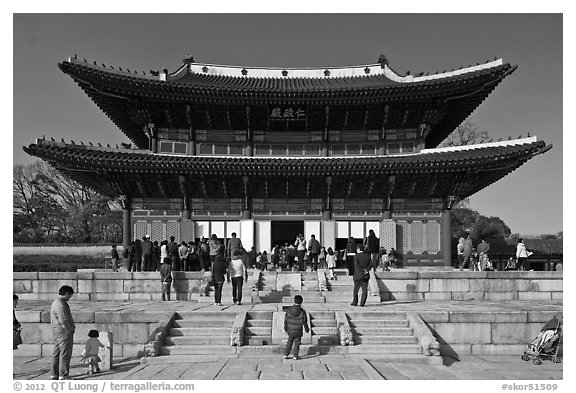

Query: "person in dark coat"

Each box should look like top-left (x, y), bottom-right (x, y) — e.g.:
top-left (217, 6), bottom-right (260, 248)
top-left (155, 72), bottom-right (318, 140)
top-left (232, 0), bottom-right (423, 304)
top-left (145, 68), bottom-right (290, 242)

top-left (212, 254), bottom-right (227, 306)
top-left (364, 229), bottom-right (380, 270)
top-left (351, 244), bottom-right (373, 307)
top-left (125, 241), bottom-right (135, 271)
top-left (198, 237), bottom-right (210, 271)
top-left (141, 235), bottom-right (153, 271)
top-left (307, 234), bottom-right (321, 271)
top-left (167, 236), bottom-right (180, 271)
top-left (14, 294), bottom-right (22, 351)
top-left (159, 258), bottom-right (172, 301)
top-left (151, 241), bottom-right (160, 272)
top-left (186, 244), bottom-right (201, 271)
top-left (134, 239), bottom-right (142, 272)
top-left (283, 295), bottom-right (309, 360)
top-left (110, 245), bottom-right (119, 272)
top-left (345, 237), bottom-right (357, 276)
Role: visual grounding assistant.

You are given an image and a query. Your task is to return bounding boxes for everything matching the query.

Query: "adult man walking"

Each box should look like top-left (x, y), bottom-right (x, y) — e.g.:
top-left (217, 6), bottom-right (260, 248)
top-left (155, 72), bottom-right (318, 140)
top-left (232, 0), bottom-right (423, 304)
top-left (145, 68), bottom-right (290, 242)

top-left (307, 234), bottom-right (321, 271)
top-left (351, 245), bottom-right (373, 307)
top-left (50, 285), bottom-right (75, 380)
top-left (167, 236), bottom-right (179, 271)
top-left (459, 233), bottom-right (473, 271)
top-left (294, 234), bottom-right (307, 271)
top-left (228, 250), bottom-right (248, 305)
top-left (477, 238), bottom-right (491, 271)
top-left (226, 232), bottom-right (244, 261)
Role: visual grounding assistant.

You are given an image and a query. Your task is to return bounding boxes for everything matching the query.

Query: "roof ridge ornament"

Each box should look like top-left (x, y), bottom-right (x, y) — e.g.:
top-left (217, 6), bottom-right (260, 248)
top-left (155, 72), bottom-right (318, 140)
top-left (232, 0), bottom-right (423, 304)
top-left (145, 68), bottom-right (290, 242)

top-left (183, 54), bottom-right (195, 64)
top-left (377, 54), bottom-right (389, 69)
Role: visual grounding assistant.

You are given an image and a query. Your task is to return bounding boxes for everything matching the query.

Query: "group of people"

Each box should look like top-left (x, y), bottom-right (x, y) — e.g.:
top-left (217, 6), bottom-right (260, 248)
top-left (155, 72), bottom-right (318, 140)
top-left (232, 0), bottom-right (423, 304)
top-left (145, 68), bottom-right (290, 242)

top-left (457, 234), bottom-right (533, 271)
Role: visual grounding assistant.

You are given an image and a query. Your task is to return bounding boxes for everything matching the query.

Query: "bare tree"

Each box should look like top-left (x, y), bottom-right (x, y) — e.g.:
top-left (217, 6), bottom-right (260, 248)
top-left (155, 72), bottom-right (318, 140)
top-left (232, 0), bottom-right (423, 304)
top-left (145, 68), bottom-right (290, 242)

top-left (440, 120), bottom-right (490, 147)
top-left (13, 160), bottom-right (121, 243)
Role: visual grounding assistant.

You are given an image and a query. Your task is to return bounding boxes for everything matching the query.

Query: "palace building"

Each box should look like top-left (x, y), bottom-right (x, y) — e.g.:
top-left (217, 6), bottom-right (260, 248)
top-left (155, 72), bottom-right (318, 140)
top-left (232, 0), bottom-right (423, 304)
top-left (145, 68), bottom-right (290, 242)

top-left (24, 55), bottom-right (551, 266)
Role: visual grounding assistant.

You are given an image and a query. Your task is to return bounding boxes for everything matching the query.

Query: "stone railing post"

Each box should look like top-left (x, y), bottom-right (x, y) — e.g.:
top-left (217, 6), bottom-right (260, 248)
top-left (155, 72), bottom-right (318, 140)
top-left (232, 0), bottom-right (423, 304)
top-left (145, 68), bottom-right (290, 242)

top-left (198, 271), bottom-right (213, 297)
top-left (406, 312), bottom-right (441, 357)
top-left (317, 269), bottom-right (328, 292)
top-left (248, 268), bottom-right (261, 292)
top-left (335, 311), bottom-right (354, 346)
top-left (368, 269), bottom-right (380, 298)
top-left (99, 331), bottom-right (113, 371)
top-left (142, 312), bottom-right (177, 358)
top-left (230, 311), bottom-right (247, 347)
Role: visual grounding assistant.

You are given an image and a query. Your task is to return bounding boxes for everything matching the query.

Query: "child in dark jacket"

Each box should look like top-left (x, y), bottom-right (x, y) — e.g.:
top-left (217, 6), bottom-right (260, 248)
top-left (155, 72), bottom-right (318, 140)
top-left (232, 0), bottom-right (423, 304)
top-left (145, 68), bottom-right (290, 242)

top-left (283, 295), bottom-right (309, 360)
top-left (160, 258), bottom-right (173, 301)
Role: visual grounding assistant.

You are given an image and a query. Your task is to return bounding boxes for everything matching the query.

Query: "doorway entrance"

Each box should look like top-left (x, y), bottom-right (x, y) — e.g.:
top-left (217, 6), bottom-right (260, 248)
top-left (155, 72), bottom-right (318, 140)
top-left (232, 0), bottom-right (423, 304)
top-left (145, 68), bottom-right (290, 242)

top-left (271, 221), bottom-right (304, 248)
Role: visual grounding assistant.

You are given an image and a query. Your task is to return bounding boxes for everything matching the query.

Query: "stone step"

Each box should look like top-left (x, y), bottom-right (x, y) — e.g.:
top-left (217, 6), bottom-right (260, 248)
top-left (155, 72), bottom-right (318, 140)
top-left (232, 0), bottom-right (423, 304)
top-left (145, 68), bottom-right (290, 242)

top-left (350, 327), bottom-right (413, 336)
top-left (170, 327), bottom-right (231, 336)
top-left (165, 335), bottom-right (230, 345)
top-left (160, 345), bottom-right (235, 355)
top-left (245, 336), bottom-right (273, 346)
top-left (311, 327), bottom-right (339, 335)
top-left (259, 290), bottom-right (323, 297)
top-left (309, 311), bottom-right (335, 319)
top-left (352, 335), bottom-right (418, 345)
top-left (347, 312), bottom-right (407, 319)
top-left (173, 320), bottom-right (236, 329)
top-left (310, 319), bottom-right (337, 327)
top-left (349, 320), bottom-right (409, 328)
top-left (246, 320), bottom-right (272, 328)
top-left (311, 335), bottom-right (340, 345)
top-left (245, 327), bottom-right (273, 336)
top-left (281, 296), bottom-right (325, 303)
top-left (176, 312), bottom-right (237, 320)
top-left (171, 318), bottom-right (235, 327)
top-left (346, 344), bottom-right (423, 354)
top-left (235, 345), bottom-right (344, 355)
top-left (247, 311), bottom-right (274, 319)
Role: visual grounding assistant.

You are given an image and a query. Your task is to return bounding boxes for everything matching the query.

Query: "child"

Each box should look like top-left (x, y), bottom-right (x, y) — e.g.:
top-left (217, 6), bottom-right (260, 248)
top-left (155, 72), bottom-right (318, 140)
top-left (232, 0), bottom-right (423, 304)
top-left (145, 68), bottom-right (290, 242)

top-left (279, 249), bottom-right (287, 271)
top-left (283, 295), bottom-right (310, 360)
top-left (81, 330), bottom-right (105, 375)
top-left (319, 247), bottom-right (327, 270)
top-left (160, 257), bottom-right (173, 301)
top-left (326, 247), bottom-right (337, 280)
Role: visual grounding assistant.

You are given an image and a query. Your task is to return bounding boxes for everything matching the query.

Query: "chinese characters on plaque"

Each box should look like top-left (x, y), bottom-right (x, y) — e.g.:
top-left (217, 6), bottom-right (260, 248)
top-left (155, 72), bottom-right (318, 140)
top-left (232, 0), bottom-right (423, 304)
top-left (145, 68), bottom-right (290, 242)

top-left (269, 106), bottom-right (307, 121)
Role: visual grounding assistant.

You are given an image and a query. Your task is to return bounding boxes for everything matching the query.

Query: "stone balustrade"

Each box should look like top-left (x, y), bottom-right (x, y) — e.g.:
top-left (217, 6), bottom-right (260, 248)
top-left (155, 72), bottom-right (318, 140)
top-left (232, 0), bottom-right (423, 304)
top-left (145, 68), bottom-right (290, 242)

top-left (230, 311), bottom-right (247, 346)
top-left (335, 311), bottom-right (353, 346)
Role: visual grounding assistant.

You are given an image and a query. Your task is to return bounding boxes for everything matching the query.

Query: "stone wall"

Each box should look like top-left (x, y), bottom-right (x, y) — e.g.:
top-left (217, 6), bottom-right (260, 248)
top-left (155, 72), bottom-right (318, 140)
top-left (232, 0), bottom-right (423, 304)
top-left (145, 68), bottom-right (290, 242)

top-left (13, 272), bottom-right (206, 301)
top-left (374, 271), bottom-right (562, 301)
top-left (419, 310), bottom-right (563, 356)
top-left (15, 309), bottom-right (173, 358)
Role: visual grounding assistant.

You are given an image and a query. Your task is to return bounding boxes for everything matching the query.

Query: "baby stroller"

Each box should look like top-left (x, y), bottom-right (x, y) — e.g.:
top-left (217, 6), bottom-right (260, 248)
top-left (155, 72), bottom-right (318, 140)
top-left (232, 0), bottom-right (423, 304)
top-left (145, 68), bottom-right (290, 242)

top-left (505, 257), bottom-right (518, 271)
top-left (521, 317), bottom-right (562, 365)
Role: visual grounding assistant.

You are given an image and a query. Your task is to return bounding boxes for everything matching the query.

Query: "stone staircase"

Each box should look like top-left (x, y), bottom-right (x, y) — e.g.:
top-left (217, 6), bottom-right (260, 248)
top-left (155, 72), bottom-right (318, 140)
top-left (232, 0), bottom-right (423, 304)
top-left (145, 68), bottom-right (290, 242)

top-left (301, 271), bottom-right (319, 291)
top-left (160, 312), bottom-right (235, 355)
top-left (259, 271), bottom-right (277, 291)
top-left (346, 311), bottom-right (420, 354)
top-left (309, 311), bottom-right (339, 345)
top-left (244, 311), bottom-right (273, 345)
top-left (323, 274), bottom-right (380, 303)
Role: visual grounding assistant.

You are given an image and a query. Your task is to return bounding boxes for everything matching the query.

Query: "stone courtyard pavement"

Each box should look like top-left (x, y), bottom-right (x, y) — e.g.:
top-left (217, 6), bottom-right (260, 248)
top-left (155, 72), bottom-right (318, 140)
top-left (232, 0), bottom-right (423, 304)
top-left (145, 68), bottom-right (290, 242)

top-left (14, 354), bottom-right (562, 380)
top-left (13, 299), bottom-right (563, 380)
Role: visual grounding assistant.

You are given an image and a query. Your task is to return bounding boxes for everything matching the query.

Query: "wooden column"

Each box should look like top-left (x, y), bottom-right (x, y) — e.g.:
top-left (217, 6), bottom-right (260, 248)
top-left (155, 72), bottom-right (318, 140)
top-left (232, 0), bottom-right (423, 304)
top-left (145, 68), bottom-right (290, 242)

top-left (120, 195), bottom-right (131, 251)
top-left (441, 210), bottom-right (452, 267)
top-left (242, 175), bottom-right (252, 219)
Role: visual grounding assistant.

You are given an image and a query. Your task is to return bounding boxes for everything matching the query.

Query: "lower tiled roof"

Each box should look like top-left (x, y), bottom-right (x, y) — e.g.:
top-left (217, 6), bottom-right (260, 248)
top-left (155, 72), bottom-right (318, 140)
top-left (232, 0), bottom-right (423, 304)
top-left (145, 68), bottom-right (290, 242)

top-left (24, 138), bottom-right (548, 176)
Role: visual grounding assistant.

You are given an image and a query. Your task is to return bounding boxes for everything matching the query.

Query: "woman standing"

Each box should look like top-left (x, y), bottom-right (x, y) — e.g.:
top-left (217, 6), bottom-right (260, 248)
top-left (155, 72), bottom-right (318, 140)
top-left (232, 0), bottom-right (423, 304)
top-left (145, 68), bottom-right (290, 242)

top-left (516, 238), bottom-right (531, 271)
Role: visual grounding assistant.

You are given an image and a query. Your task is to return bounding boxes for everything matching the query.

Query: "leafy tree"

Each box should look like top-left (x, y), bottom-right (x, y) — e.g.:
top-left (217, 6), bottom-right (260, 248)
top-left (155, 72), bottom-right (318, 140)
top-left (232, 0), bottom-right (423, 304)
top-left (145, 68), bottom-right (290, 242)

top-left (472, 216), bottom-right (511, 241)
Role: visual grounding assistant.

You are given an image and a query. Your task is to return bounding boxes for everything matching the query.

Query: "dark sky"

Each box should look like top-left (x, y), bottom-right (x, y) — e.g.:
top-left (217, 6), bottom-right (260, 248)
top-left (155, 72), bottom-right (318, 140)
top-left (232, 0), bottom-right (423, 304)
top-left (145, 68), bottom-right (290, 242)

top-left (11, 13), bottom-right (563, 235)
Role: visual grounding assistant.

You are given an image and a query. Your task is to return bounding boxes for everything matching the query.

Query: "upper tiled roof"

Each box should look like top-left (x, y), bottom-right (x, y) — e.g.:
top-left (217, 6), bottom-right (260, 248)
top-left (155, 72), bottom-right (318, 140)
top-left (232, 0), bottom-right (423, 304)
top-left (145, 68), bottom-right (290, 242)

top-left (59, 57), bottom-right (514, 96)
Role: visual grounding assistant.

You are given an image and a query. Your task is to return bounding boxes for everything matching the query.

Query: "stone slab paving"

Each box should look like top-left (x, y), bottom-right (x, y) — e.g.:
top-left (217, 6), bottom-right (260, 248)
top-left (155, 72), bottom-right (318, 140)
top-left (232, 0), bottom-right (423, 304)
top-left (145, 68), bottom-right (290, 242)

top-left (14, 354), bottom-right (562, 380)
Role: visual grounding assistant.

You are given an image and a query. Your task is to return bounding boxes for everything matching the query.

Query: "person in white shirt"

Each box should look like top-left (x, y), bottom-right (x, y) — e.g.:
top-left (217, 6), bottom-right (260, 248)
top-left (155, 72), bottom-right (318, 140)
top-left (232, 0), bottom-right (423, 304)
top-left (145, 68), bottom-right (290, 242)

top-left (228, 250), bottom-right (248, 305)
top-left (516, 238), bottom-right (531, 271)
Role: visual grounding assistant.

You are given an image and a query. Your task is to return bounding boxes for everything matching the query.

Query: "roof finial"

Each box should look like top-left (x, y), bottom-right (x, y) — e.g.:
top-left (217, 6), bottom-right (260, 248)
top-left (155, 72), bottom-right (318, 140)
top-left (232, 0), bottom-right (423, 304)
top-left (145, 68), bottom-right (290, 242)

top-left (183, 54), bottom-right (195, 64)
top-left (377, 54), bottom-right (389, 68)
